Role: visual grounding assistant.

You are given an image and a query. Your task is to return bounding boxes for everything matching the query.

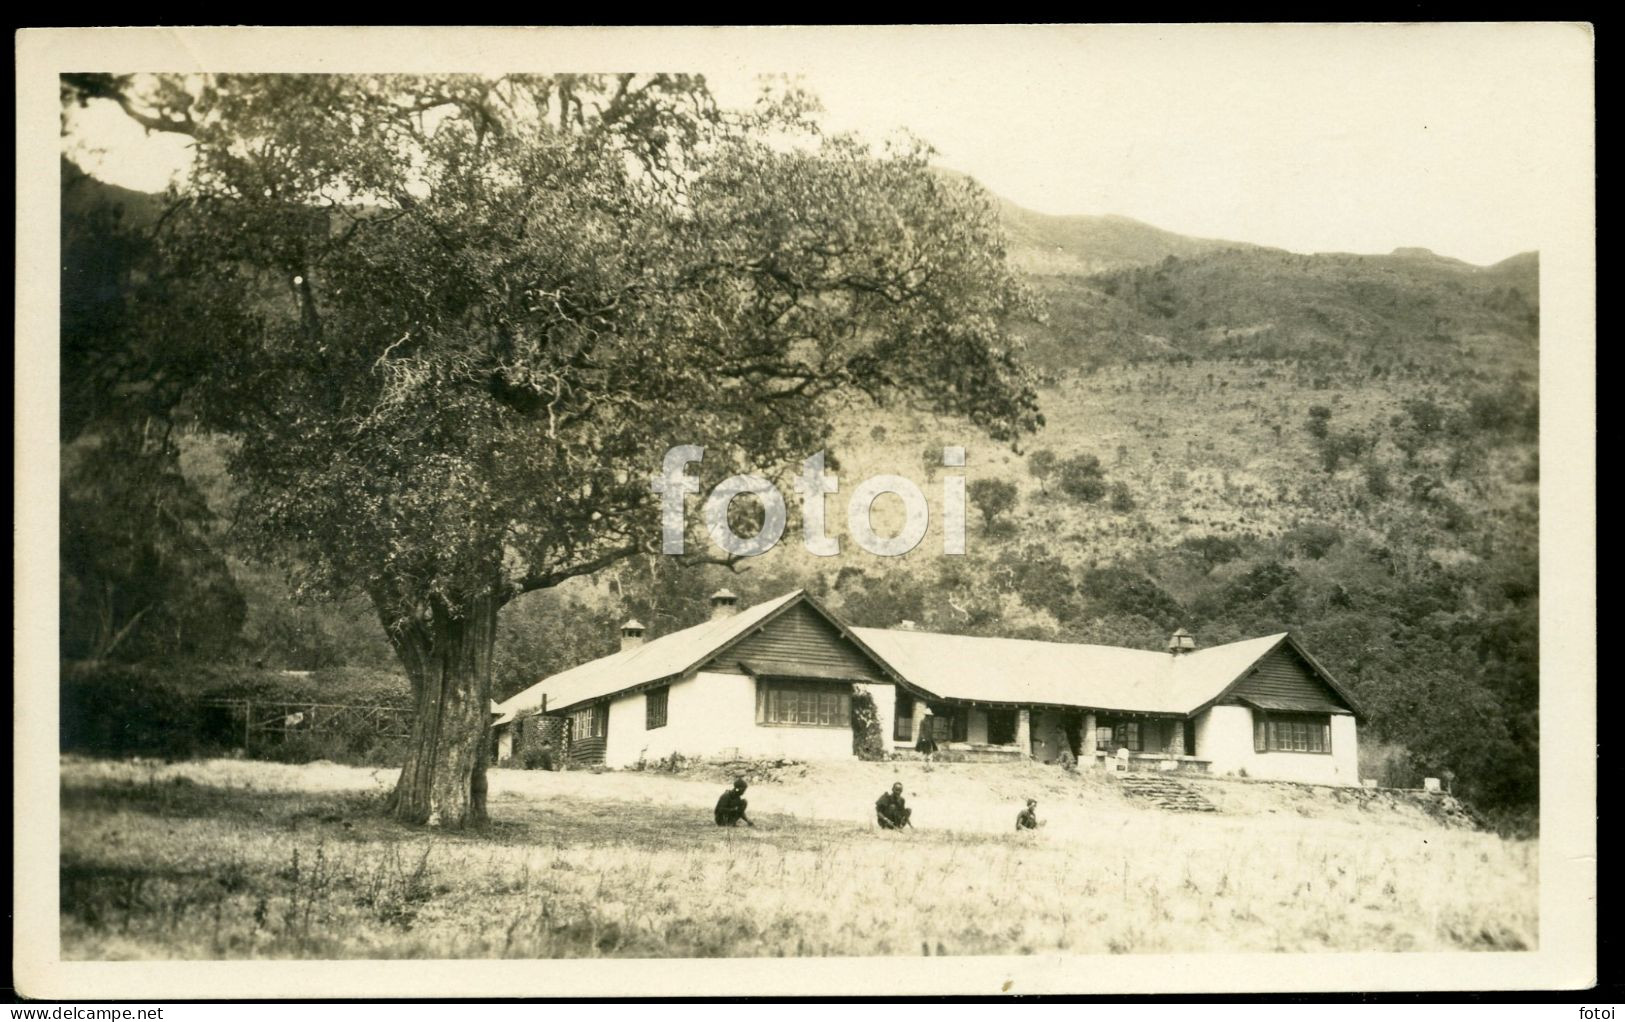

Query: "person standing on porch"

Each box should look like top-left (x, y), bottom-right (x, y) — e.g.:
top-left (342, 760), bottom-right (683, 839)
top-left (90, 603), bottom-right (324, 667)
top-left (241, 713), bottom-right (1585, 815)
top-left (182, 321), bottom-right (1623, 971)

top-left (915, 713), bottom-right (938, 758)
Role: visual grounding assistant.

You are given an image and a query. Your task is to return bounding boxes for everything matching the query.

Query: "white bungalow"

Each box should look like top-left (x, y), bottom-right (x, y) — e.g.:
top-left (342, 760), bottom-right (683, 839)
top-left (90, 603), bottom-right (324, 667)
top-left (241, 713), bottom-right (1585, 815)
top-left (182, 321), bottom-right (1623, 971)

top-left (493, 588), bottom-right (1363, 785)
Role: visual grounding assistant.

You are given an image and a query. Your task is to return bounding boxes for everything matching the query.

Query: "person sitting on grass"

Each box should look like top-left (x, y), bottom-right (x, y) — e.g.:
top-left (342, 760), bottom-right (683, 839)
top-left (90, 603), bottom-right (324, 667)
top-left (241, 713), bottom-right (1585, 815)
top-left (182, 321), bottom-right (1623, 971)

top-left (714, 777), bottom-right (754, 827)
top-left (1016, 798), bottom-right (1040, 831)
top-left (876, 782), bottom-right (912, 830)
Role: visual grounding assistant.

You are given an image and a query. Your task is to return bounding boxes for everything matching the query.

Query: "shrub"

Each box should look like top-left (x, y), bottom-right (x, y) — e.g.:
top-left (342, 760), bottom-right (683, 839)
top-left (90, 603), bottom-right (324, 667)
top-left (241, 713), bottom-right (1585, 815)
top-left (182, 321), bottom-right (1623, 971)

top-left (1305, 405), bottom-right (1333, 440)
top-left (59, 660), bottom-right (412, 764)
top-left (521, 743), bottom-right (556, 771)
top-left (850, 691), bottom-right (887, 761)
top-left (968, 478), bottom-right (1019, 528)
top-left (1028, 449), bottom-right (1058, 494)
top-left (60, 661), bottom-right (226, 758)
top-left (1109, 481), bottom-right (1136, 512)
top-left (1058, 454), bottom-right (1107, 502)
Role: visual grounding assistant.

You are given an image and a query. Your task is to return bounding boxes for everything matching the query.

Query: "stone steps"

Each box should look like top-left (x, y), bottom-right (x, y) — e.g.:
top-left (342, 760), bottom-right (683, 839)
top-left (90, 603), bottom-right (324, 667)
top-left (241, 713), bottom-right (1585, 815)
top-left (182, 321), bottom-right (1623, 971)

top-left (1116, 774), bottom-right (1219, 812)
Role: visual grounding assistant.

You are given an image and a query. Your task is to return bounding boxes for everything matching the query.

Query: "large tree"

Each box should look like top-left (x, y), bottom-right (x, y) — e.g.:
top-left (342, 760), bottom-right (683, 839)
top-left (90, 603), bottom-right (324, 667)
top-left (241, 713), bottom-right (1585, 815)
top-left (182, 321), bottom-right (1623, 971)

top-left (72, 73), bottom-right (1043, 827)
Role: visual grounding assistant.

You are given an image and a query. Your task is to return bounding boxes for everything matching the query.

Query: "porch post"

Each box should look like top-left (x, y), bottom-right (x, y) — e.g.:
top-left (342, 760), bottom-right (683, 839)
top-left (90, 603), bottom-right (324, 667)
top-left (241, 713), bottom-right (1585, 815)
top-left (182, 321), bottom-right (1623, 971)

top-left (1081, 713), bottom-right (1096, 766)
top-left (1016, 708), bottom-right (1032, 758)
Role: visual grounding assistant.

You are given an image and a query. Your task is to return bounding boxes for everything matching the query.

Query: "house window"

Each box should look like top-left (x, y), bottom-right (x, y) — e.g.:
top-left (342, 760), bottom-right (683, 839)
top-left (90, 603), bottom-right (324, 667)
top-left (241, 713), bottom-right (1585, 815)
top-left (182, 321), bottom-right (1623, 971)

top-left (924, 704), bottom-right (968, 743)
top-left (759, 681), bottom-right (852, 728)
top-left (986, 709), bottom-right (1018, 745)
top-left (1121, 722), bottom-right (1141, 751)
top-left (570, 705), bottom-right (605, 740)
top-left (1253, 713), bottom-right (1331, 754)
top-left (646, 687), bottom-right (669, 730)
top-left (894, 692), bottom-right (915, 742)
top-left (1096, 719), bottom-right (1141, 752)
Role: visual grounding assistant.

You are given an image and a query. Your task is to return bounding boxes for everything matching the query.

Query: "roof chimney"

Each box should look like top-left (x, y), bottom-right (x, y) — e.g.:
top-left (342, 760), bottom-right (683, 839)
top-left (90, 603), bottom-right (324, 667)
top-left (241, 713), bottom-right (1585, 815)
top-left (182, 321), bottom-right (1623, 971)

top-left (1167, 628), bottom-right (1196, 655)
top-left (709, 588), bottom-right (740, 621)
top-left (897, 619), bottom-right (918, 631)
top-left (620, 618), bottom-right (646, 651)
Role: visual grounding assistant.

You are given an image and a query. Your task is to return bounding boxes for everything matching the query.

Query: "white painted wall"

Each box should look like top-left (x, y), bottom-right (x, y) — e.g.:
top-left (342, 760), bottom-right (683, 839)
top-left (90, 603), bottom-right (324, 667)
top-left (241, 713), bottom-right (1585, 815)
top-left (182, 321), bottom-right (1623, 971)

top-left (1195, 705), bottom-right (1360, 785)
top-left (601, 671), bottom-right (863, 767)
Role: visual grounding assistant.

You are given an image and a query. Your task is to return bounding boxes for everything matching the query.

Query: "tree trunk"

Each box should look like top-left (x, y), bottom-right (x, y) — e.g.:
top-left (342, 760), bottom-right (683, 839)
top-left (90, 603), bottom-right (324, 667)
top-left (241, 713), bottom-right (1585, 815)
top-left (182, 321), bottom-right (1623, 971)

top-left (382, 591), bottom-right (499, 829)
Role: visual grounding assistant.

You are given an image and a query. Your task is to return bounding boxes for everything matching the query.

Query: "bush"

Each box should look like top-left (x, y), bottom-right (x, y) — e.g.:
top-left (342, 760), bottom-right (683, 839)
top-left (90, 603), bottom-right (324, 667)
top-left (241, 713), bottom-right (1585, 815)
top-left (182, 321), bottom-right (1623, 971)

top-left (60, 661), bottom-right (228, 758)
top-left (1028, 449), bottom-right (1058, 493)
top-left (521, 743), bottom-right (556, 771)
top-left (1109, 481), bottom-right (1136, 512)
top-left (1305, 405), bottom-right (1333, 440)
top-left (850, 691), bottom-right (887, 761)
top-left (59, 660), bottom-right (411, 764)
top-left (968, 478), bottom-right (1019, 527)
top-left (1058, 454), bottom-right (1107, 502)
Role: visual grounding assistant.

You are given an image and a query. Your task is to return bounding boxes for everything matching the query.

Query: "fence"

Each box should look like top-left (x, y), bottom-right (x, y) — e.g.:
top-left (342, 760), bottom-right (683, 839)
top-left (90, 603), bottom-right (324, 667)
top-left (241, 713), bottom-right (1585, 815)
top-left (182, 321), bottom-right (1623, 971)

top-left (199, 699), bottom-right (414, 756)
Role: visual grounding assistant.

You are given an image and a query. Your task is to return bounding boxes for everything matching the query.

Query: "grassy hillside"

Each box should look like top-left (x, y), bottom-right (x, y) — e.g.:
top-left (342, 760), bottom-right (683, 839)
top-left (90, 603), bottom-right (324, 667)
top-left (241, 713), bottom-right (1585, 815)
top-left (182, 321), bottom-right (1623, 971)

top-left (61, 757), bottom-right (1535, 959)
top-left (1017, 246), bottom-right (1538, 372)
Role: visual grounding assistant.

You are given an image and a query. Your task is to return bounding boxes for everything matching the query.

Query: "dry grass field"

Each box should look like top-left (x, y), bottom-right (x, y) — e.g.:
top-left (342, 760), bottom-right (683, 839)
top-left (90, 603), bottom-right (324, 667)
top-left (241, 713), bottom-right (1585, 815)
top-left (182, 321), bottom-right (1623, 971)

top-left (59, 756), bottom-right (1536, 959)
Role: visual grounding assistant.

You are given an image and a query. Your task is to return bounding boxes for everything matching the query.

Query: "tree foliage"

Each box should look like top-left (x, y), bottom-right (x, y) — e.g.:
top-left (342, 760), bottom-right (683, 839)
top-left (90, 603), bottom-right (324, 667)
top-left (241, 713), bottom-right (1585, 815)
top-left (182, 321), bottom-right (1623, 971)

top-left (1057, 453), bottom-right (1107, 502)
top-left (1027, 448), bottom-right (1058, 493)
top-left (80, 73), bottom-right (1043, 826)
top-left (968, 478), bottom-right (1020, 528)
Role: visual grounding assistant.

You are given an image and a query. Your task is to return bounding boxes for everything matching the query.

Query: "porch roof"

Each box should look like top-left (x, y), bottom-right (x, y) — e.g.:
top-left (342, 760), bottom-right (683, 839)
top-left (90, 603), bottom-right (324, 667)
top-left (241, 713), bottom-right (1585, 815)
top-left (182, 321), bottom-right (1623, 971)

top-left (1234, 694), bottom-right (1354, 715)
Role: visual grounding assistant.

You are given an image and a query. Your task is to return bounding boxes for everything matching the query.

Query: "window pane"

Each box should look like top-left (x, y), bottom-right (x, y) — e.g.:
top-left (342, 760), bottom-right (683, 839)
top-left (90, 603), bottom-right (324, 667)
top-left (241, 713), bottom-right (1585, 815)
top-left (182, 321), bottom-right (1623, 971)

top-left (1098, 725), bottom-right (1112, 750)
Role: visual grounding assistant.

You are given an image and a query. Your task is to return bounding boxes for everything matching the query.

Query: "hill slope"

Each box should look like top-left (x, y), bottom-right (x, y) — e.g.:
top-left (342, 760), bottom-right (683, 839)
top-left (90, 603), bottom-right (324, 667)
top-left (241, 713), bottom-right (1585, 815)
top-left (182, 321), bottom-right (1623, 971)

top-left (998, 198), bottom-right (1264, 275)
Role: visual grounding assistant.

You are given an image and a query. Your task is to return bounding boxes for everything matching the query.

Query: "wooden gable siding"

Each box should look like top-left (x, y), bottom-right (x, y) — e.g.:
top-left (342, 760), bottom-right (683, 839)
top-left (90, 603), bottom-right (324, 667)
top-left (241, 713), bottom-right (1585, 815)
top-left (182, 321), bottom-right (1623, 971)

top-left (1227, 644), bottom-right (1351, 712)
top-left (567, 735), bottom-right (606, 766)
top-left (702, 601), bottom-right (888, 682)
top-left (565, 704), bottom-right (609, 766)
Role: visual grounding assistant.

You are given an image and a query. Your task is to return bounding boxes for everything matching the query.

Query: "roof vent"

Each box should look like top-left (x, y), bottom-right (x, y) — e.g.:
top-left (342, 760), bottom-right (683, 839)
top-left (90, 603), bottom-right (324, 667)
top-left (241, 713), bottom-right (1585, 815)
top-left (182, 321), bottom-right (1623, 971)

top-left (709, 588), bottom-right (740, 621)
top-left (620, 618), bottom-right (646, 651)
top-left (1167, 628), bottom-right (1196, 655)
top-left (897, 619), bottom-right (918, 631)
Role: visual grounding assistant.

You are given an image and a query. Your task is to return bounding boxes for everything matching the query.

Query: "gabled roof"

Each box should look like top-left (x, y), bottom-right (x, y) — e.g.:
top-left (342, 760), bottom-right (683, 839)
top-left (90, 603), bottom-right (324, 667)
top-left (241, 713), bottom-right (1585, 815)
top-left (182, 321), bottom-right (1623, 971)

top-left (496, 588), bottom-right (1361, 722)
top-left (494, 589), bottom-right (916, 719)
top-left (494, 590), bottom-right (802, 718)
top-left (1195, 633), bottom-right (1365, 718)
top-left (852, 627), bottom-right (1290, 716)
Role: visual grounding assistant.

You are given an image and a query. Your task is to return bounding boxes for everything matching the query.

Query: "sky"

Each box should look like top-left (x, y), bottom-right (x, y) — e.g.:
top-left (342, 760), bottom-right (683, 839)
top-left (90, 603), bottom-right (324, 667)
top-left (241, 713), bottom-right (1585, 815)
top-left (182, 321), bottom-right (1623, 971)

top-left (59, 24), bottom-right (1591, 266)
